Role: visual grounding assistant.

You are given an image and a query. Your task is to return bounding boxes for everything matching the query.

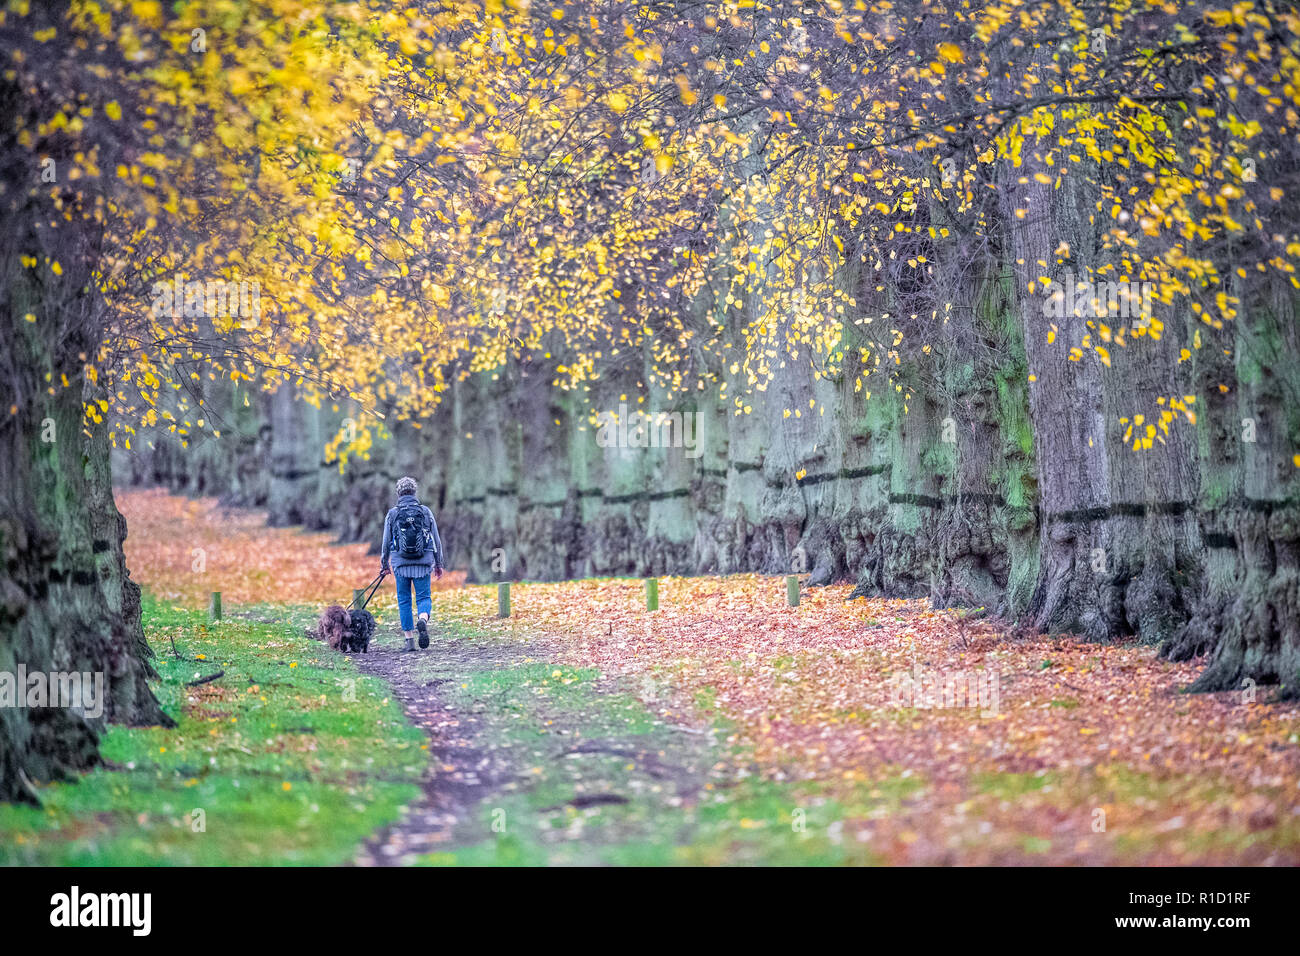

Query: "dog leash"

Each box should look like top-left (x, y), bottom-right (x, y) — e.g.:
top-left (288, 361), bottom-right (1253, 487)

top-left (347, 570), bottom-right (387, 611)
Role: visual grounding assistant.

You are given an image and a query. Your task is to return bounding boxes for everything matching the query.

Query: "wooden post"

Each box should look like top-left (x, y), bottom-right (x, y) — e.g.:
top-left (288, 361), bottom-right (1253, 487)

top-left (209, 591), bottom-right (223, 621)
top-left (498, 581), bottom-right (511, 618)
top-left (353, 588), bottom-right (366, 608)
top-left (645, 577), bottom-right (659, 611)
top-left (786, 575), bottom-right (799, 607)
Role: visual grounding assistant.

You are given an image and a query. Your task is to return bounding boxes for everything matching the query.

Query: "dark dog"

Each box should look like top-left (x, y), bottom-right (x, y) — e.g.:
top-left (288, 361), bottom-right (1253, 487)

top-left (313, 605), bottom-right (375, 654)
top-left (345, 608), bottom-right (375, 653)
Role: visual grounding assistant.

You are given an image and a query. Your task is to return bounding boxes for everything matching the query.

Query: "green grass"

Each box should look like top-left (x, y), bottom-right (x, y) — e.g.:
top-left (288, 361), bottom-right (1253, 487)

top-left (432, 780), bottom-right (881, 867)
top-left (0, 597), bottom-right (425, 865)
top-left (973, 770), bottom-right (1060, 799)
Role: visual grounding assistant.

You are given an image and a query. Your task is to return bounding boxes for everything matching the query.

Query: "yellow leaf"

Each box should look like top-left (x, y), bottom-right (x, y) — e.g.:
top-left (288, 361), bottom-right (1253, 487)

top-left (937, 42), bottom-right (964, 63)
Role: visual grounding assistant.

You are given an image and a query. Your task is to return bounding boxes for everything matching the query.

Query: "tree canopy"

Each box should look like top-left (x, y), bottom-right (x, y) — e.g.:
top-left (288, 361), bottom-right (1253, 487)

top-left (5, 0), bottom-right (1295, 456)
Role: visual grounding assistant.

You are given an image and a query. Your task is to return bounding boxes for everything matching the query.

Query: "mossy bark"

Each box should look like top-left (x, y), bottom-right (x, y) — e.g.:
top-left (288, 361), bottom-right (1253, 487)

top-left (931, 254), bottom-right (1039, 613)
top-left (1003, 168), bottom-right (1115, 638)
top-left (1181, 285), bottom-right (1300, 696)
top-left (0, 122), bottom-right (169, 801)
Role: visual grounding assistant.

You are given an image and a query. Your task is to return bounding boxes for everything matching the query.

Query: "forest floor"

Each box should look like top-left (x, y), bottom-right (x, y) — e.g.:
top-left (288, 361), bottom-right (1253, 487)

top-left (5, 487), bottom-right (1298, 865)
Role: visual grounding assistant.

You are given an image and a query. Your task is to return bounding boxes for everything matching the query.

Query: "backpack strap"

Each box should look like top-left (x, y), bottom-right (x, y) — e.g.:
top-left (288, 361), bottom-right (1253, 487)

top-left (423, 506), bottom-right (438, 556)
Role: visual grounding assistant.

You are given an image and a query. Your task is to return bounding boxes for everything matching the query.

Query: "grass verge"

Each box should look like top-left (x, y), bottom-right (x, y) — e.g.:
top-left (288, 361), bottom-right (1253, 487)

top-left (0, 597), bottom-right (425, 865)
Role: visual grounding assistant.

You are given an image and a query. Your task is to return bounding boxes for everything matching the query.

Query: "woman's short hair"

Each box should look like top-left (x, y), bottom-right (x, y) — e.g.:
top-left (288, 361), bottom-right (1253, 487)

top-left (395, 476), bottom-right (418, 498)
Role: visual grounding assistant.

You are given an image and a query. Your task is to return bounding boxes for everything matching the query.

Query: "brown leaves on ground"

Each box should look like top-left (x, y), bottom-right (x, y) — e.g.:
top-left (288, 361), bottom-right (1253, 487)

top-left (118, 488), bottom-right (462, 611)
top-left (119, 488), bottom-right (1300, 864)
top-left (429, 578), bottom-right (1300, 863)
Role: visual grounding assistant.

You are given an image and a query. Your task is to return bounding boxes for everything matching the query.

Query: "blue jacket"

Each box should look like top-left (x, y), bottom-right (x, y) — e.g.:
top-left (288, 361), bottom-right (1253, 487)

top-left (381, 494), bottom-right (444, 577)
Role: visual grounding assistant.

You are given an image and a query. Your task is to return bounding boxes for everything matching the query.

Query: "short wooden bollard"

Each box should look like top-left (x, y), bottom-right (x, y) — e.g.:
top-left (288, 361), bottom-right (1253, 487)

top-left (353, 588), bottom-right (366, 607)
top-left (498, 581), bottom-right (511, 618)
top-left (209, 591), bottom-right (223, 621)
top-left (786, 575), bottom-right (800, 607)
top-left (645, 577), bottom-right (659, 611)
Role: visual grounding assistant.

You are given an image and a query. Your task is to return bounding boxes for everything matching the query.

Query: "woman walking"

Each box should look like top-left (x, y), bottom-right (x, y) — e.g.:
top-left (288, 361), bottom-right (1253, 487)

top-left (380, 476), bottom-right (445, 651)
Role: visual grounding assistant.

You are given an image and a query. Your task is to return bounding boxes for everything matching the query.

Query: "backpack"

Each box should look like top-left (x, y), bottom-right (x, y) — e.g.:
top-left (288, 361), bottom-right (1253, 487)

top-left (393, 501), bottom-right (431, 559)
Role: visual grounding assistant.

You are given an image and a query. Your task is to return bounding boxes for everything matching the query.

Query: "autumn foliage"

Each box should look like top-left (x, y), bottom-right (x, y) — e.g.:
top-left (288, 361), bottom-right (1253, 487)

top-left (1, 1), bottom-right (1292, 439)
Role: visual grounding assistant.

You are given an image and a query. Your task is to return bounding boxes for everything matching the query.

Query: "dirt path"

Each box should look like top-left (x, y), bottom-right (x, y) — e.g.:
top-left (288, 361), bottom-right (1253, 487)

top-left (351, 618), bottom-right (725, 866)
top-left (350, 629), bottom-right (520, 865)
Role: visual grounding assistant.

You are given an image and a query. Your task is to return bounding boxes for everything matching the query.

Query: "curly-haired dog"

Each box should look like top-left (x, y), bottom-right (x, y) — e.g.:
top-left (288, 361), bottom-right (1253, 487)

top-left (313, 605), bottom-right (352, 650)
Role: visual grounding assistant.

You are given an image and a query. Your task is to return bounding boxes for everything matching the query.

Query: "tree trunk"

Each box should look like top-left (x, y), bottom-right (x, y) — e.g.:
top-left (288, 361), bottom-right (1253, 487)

top-left (0, 110), bottom-right (169, 800)
top-left (267, 384), bottom-right (323, 526)
top-left (1183, 282), bottom-right (1300, 695)
top-left (931, 253), bottom-right (1039, 614)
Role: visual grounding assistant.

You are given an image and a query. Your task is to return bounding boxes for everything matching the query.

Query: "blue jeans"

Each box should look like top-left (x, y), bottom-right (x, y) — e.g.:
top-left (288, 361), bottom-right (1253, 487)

top-left (395, 573), bottom-right (431, 631)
